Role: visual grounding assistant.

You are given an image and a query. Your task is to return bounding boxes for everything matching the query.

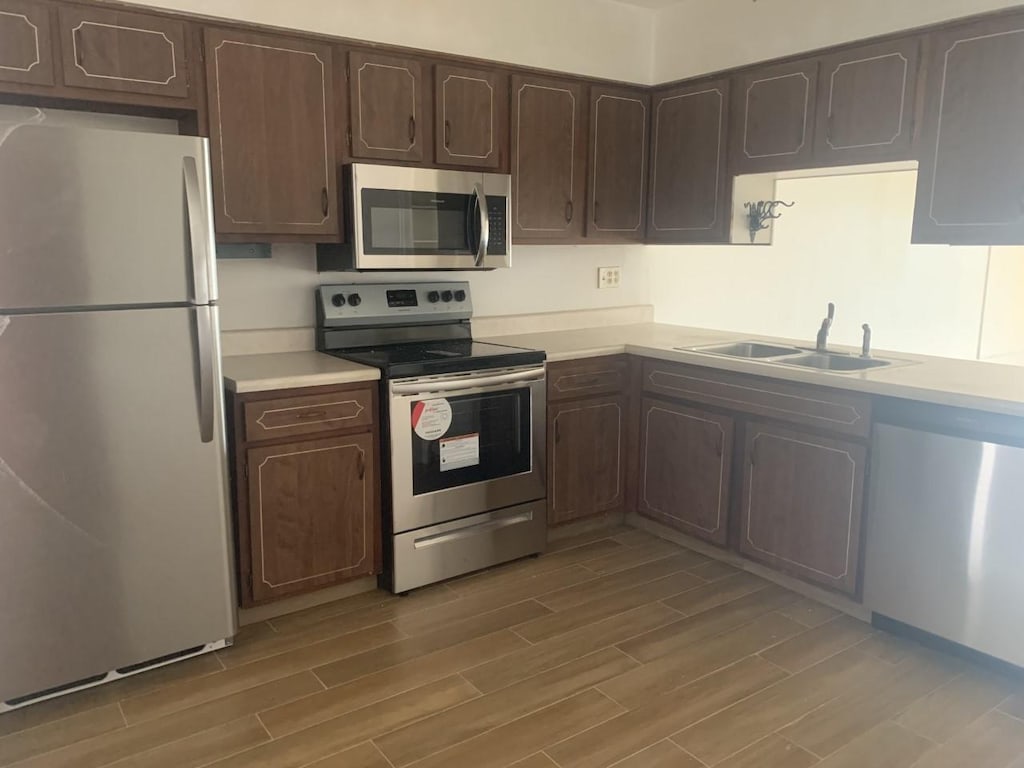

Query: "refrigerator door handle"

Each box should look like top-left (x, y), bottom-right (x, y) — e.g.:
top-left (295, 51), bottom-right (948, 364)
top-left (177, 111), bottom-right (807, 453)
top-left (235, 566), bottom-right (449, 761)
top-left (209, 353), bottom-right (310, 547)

top-left (183, 155), bottom-right (212, 306)
top-left (195, 305), bottom-right (216, 443)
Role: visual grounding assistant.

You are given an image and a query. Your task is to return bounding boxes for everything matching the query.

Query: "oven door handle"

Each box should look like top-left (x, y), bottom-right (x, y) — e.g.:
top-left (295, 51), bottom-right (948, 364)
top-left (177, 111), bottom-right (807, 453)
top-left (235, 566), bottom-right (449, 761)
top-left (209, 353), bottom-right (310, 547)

top-left (391, 367), bottom-right (544, 396)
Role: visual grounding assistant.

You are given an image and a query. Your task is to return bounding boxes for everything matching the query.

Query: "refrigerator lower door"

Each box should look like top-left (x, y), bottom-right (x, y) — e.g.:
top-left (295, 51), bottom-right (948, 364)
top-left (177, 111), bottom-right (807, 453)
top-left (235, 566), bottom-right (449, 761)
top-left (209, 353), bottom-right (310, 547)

top-left (0, 121), bottom-right (216, 310)
top-left (0, 306), bottom-right (237, 703)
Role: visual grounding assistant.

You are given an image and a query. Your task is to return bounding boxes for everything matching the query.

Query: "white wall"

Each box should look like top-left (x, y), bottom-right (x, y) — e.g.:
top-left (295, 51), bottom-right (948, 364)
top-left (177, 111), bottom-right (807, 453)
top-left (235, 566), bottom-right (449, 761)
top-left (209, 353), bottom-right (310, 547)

top-left (128, 0), bottom-right (656, 84)
top-left (650, 171), bottom-right (994, 360)
top-left (217, 244), bottom-right (651, 331)
top-left (980, 246), bottom-right (1024, 360)
top-left (654, 0), bottom-right (1024, 82)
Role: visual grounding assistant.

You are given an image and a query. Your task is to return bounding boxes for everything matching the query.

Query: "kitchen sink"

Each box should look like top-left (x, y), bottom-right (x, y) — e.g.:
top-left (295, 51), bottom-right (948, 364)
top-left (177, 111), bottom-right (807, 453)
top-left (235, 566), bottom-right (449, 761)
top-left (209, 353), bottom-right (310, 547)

top-left (685, 341), bottom-right (804, 359)
top-left (779, 352), bottom-right (892, 372)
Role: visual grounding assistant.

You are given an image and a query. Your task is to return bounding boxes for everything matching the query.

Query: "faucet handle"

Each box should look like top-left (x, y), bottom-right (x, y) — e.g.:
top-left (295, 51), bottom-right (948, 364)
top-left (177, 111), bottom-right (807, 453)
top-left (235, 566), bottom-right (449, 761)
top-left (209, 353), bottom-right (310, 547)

top-left (861, 323), bottom-right (872, 358)
top-left (826, 302), bottom-right (835, 325)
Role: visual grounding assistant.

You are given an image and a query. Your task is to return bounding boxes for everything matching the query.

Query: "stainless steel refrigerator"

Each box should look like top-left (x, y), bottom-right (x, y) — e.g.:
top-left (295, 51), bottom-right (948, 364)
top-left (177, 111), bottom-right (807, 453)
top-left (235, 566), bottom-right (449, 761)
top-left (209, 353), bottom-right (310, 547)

top-left (0, 121), bottom-right (237, 708)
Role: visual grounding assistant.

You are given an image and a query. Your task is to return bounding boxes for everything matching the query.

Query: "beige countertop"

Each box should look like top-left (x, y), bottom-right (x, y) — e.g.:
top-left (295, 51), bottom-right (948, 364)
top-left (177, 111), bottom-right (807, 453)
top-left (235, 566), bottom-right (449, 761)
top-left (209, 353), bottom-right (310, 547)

top-left (222, 351), bottom-right (379, 393)
top-left (483, 323), bottom-right (1024, 418)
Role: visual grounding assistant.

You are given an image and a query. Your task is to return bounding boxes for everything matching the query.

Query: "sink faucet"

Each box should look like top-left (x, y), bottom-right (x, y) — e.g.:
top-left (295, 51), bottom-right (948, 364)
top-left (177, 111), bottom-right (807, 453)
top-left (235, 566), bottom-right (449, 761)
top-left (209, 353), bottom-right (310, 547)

top-left (861, 323), bottom-right (872, 358)
top-left (815, 302), bottom-right (835, 352)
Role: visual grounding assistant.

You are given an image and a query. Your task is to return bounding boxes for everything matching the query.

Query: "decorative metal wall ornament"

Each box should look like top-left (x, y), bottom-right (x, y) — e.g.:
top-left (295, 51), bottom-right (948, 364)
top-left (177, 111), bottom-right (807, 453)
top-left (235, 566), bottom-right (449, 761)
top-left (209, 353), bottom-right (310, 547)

top-left (744, 200), bottom-right (795, 243)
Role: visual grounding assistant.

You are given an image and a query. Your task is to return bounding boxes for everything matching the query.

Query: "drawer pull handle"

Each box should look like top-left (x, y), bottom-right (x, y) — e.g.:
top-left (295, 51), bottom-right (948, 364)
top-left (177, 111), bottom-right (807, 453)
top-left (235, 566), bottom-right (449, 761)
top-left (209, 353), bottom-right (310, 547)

top-left (296, 409), bottom-right (328, 420)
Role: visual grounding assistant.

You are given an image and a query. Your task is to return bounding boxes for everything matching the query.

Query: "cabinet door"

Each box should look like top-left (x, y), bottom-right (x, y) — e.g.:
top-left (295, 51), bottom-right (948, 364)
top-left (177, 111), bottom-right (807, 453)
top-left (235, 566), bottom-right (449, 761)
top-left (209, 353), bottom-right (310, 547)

top-left (913, 16), bottom-right (1024, 245)
top-left (57, 5), bottom-right (189, 98)
top-left (349, 50), bottom-right (424, 162)
top-left (205, 29), bottom-right (338, 238)
top-left (548, 395), bottom-right (624, 525)
top-left (246, 433), bottom-right (377, 604)
top-left (511, 74), bottom-right (586, 242)
top-left (647, 78), bottom-right (730, 243)
top-left (587, 85), bottom-right (648, 240)
top-left (815, 37), bottom-right (920, 165)
top-left (739, 422), bottom-right (865, 595)
top-left (638, 399), bottom-right (732, 546)
top-left (0, 0), bottom-right (54, 86)
top-left (731, 59), bottom-right (818, 174)
top-left (435, 63), bottom-right (505, 169)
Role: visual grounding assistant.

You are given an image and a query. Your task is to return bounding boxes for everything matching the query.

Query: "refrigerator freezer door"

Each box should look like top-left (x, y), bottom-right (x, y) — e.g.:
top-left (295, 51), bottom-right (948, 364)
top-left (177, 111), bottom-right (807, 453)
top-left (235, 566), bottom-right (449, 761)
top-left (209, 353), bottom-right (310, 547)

top-left (0, 123), bottom-right (217, 311)
top-left (0, 306), bottom-right (236, 703)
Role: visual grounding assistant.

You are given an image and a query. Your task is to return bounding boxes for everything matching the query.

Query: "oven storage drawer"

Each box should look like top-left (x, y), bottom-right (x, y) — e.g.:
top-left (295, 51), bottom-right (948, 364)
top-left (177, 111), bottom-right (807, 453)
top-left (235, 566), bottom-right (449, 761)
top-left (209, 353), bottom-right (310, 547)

top-left (391, 502), bottom-right (546, 593)
top-left (244, 387), bottom-right (374, 441)
top-left (548, 356), bottom-right (629, 402)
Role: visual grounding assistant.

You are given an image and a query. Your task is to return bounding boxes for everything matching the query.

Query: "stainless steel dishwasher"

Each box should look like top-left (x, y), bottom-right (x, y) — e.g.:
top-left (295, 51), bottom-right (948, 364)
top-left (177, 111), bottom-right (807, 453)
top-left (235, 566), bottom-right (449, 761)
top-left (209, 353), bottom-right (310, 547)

top-left (863, 399), bottom-right (1024, 668)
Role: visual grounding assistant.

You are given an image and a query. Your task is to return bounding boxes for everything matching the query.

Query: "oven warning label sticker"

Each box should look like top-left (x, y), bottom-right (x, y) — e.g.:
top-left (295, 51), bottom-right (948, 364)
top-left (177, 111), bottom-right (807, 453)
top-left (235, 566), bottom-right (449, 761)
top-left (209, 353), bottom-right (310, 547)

top-left (412, 399), bottom-right (453, 440)
top-left (440, 433), bottom-right (480, 472)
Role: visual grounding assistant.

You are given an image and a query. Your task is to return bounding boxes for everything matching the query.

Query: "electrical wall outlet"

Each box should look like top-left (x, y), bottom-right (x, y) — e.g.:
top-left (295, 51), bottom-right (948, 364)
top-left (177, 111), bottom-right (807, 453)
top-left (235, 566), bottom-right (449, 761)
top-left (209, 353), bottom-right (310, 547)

top-left (598, 266), bottom-right (621, 289)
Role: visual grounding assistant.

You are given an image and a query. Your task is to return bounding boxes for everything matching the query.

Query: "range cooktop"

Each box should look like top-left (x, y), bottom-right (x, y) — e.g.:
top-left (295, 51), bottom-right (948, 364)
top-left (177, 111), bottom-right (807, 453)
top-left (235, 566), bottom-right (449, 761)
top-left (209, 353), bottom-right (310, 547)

top-left (324, 339), bottom-right (545, 379)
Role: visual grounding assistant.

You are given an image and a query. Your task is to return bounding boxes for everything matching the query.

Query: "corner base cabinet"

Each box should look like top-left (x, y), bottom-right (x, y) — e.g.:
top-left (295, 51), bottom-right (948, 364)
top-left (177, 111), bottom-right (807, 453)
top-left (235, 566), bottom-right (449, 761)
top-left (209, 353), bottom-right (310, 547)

top-left (228, 383), bottom-right (380, 606)
top-left (547, 357), bottom-right (630, 525)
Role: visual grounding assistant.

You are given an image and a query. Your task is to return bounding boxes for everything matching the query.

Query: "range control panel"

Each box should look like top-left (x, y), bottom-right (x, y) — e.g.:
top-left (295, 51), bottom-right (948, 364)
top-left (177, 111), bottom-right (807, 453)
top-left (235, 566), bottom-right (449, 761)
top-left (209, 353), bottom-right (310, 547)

top-left (317, 281), bottom-right (473, 327)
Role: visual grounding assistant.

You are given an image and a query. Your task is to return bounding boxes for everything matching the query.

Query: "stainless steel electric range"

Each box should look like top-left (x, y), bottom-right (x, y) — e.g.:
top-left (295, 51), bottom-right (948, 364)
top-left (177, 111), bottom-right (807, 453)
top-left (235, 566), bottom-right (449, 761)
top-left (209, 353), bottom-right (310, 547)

top-left (316, 281), bottom-right (547, 593)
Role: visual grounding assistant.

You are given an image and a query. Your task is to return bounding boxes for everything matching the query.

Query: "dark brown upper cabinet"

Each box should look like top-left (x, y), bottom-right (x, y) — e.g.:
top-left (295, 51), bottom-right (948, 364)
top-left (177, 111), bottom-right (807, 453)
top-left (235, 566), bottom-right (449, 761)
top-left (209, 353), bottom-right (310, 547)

top-left (348, 50), bottom-right (425, 163)
top-left (511, 74), bottom-right (587, 243)
top-left (434, 63), bottom-right (506, 169)
top-left (586, 85), bottom-right (649, 241)
top-left (913, 15), bottom-right (1024, 245)
top-left (205, 28), bottom-right (338, 239)
top-left (647, 78), bottom-right (730, 244)
top-left (57, 5), bottom-right (189, 99)
top-left (0, 0), bottom-right (54, 87)
top-left (731, 59), bottom-right (818, 174)
top-left (814, 37), bottom-right (920, 165)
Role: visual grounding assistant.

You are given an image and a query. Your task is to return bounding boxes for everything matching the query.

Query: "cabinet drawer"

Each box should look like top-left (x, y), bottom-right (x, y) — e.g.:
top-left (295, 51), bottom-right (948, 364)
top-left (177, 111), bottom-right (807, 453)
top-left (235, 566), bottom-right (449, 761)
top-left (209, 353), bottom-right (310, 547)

top-left (244, 387), bottom-right (374, 441)
top-left (642, 360), bottom-right (871, 439)
top-left (548, 356), bottom-right (629, 401)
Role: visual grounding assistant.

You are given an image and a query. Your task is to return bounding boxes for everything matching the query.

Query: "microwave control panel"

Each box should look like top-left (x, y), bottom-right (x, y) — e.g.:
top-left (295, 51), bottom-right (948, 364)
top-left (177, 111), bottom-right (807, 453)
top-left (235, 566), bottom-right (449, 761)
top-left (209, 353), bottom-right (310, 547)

top-left (486, 198), bottom-right (507, 255)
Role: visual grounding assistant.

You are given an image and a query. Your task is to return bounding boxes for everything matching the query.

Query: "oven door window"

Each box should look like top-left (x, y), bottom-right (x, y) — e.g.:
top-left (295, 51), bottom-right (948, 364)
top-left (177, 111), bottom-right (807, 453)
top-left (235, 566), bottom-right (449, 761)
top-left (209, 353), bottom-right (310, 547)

top-left (362, 188), bottom-right (480, 255)
top-left (410, 388), bottom-right (531, 495)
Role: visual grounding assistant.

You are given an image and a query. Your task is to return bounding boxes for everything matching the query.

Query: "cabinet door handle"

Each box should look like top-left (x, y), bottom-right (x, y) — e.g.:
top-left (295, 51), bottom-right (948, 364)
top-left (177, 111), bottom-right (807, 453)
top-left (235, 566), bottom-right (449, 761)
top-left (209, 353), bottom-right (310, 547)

top-left (358, 451), bottom-right (365, 480)
top-left (594, 200), bottom-right (600, 224)
top-left (554, 419), bottom-right (561, 444)
top-left (74, 29), bottom-right (85, 66)
top-left (408, 115), bottom-right (416, 143)
top-left (444, 119), bottom-right (451, 148)
top-left (565, 200), bottom-right (574, 223)
top-left (321, 187), bottom-right (329, 217)
top-left (716, 433), bottom-right (724, 458)
top-left (826, 113), bottom-right (835, 144)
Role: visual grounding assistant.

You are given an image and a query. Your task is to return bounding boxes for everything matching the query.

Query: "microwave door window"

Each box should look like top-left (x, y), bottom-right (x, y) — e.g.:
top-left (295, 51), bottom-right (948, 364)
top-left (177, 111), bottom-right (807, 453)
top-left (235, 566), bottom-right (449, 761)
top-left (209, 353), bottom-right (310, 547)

top-left (411, 389), bottom-right (531, 495)
top-left (362, 188), bottom-right (474, 255)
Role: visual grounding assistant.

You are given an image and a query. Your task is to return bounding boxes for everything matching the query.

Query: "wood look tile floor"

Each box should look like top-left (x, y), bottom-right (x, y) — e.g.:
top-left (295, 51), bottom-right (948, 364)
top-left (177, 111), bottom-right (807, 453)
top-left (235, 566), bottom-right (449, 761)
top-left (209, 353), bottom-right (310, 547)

top-left (3, 527), bottom-right (1024, 768)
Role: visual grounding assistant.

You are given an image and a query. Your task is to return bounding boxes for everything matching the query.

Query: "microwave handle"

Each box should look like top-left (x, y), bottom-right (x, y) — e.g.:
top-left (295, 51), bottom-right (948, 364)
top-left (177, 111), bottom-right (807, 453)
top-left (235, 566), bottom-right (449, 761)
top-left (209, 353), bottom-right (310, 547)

top-left (473, 182), bottom-right (490, 267)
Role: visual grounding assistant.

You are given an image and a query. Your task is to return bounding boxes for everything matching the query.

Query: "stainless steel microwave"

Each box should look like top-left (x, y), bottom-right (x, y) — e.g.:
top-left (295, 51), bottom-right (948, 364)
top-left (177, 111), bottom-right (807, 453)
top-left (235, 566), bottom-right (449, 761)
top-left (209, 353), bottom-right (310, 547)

top-left (317, 163), bottom-right (511, 271)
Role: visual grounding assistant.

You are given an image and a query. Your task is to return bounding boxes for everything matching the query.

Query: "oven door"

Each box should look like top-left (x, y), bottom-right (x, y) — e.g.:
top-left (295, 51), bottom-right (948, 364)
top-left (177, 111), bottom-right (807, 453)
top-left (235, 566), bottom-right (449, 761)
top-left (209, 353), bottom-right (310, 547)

top-left (388, 366), bottom-right (546, 533)
top-left (351, 164), bottom-right (510, 270)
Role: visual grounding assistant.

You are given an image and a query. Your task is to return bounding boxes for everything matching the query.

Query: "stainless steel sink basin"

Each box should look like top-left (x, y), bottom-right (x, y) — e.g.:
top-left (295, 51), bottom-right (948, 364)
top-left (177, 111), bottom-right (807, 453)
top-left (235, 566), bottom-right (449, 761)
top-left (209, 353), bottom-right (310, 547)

top-left (686, 341), bottom-right (804, 359)
top-left (779, 352), bottom-right (892, 372)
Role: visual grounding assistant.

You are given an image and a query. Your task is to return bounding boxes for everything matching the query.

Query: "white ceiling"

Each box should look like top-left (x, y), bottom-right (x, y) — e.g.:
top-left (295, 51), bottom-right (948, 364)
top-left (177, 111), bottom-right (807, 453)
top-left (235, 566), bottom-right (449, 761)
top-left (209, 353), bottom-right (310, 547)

top-left (610, 0), bottom-right (687, 8)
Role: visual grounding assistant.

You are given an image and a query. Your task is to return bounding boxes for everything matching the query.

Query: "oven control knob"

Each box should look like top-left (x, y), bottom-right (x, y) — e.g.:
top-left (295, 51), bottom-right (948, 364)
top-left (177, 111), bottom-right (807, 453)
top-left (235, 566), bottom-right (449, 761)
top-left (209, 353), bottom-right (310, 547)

top-left (330, 293), bottom-right (346, 307)
top-left (427, 290), bottom-right (440, 303)
top-left (348, 293), bottom-right (362, 307)
top-left (441, 290), bottom-right (454, 302)
top-left (454, 289), bottom-right (467, 302)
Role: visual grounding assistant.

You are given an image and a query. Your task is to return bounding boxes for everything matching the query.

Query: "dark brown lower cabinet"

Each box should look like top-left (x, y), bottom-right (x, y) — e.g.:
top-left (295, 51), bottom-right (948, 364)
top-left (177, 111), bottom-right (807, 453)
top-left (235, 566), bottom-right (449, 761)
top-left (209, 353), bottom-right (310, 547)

top-left (738, 421), bottom-right (866, 596)
top-left (638, 398), bottom-right (732, 546)
top-left (229, 383), bottom-right (380, 607)
top-left (548, 395), bottom-right (625, 525)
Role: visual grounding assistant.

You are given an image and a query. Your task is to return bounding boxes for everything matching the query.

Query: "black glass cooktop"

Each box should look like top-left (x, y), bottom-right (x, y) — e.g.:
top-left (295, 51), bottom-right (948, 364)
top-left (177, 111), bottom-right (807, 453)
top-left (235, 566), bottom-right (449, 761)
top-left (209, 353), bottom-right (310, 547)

top-left (325, 340), bottom-right (545, 378)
